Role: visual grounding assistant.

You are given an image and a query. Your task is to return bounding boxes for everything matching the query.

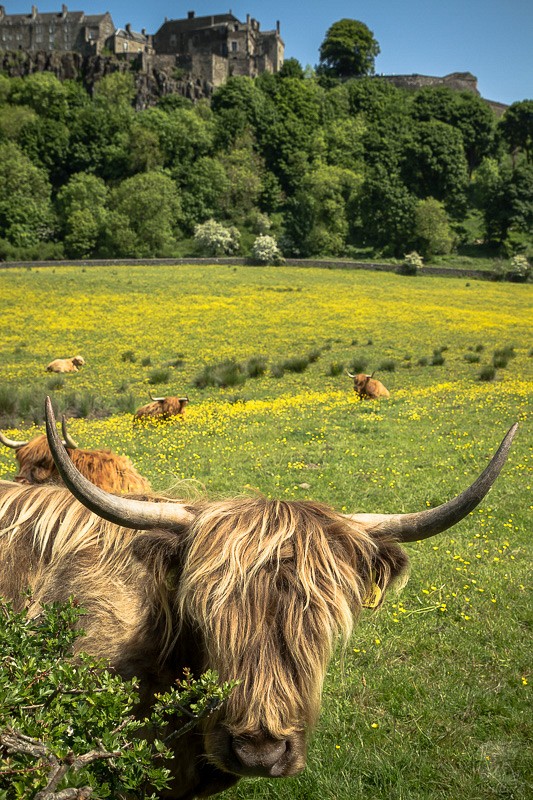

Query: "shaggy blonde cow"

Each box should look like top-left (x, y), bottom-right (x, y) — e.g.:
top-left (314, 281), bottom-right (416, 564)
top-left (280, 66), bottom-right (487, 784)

top-left (134, 394), bottom-right (189, 422)
top-left (46, 355), bottom-right (86, 373)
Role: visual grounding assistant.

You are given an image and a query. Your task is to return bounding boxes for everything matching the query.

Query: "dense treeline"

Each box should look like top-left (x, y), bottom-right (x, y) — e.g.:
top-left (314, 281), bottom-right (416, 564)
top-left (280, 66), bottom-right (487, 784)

top-left (0, 67), bottom-right (531, 262)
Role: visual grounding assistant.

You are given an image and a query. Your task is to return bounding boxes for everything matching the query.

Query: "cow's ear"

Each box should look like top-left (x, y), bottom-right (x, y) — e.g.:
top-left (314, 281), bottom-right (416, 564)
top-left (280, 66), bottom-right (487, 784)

top-left (131, 530), bottom-right (188, 572)
top-left (363, 536), bottom-right (410, 610)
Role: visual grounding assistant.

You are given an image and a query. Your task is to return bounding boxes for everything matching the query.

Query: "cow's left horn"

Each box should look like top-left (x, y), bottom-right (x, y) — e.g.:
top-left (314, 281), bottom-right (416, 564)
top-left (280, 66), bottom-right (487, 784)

top-left (45, 397), bottom-right (194, 530)
top-left (347, 424), bottom-right (518, 542)
top-left (0, 431), bottom-right (28, 449)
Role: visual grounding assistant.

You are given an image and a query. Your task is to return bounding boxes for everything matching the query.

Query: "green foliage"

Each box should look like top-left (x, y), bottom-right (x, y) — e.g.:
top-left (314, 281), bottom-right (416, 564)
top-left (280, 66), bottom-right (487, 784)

top-left (0, 141), bottom-right (54, 247)
top-left (478, 364), bottom-right (496, 381)
top-left (0, 598), bottom-right (235, 800)
top-left (193, 359), bottom-right (247, 388)
top-left (148, 368), bottom-right (171, 385)
top-left (414, 197), bottom-right (455, 258)
top-left (318, 19), bottom-right (380, 78)
top-left (0, 65), bottom-right (529, 262)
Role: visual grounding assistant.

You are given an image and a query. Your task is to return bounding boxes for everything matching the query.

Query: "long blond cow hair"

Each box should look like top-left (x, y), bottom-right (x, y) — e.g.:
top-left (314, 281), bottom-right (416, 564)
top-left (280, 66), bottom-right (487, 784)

top-left (0, 484), bottom-right (408, 740)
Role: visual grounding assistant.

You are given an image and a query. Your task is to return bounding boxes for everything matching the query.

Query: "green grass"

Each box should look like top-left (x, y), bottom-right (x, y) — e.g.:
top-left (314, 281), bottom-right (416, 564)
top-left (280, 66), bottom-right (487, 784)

top-left (0, 263), bottom-right (531, 799)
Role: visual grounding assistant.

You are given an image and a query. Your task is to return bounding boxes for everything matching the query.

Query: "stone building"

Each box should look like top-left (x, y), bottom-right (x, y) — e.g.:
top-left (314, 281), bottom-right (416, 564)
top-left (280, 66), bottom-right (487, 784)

top-left (0, 4), bottom-right (114, 55)
top-left (153, 10), bottom-right (284, 85)
top-left (108, 23), bottom-right (152, 56)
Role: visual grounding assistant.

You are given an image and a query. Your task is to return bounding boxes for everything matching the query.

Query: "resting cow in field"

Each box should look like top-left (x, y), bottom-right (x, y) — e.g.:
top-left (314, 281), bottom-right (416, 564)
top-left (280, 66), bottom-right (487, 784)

top-left (46, 355), bottom-right (86, 373)
top-left (134, 394), bottom-right (189, 423)
top-left (0, 398), bottom-right (517, 799)
top-left (0, 417), bottom-right (150, 494)
top-left (347, 370), bottom-right (390, 400)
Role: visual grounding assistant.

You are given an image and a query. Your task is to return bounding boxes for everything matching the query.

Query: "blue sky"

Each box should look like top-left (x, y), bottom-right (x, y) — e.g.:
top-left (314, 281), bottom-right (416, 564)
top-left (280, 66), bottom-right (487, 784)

top-left (5, 1), bottom-right (533, 105)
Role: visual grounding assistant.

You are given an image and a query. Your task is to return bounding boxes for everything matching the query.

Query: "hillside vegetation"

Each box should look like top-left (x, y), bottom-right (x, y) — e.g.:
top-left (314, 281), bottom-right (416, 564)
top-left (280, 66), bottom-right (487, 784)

top-left (0, 70), bottom-right (531, 266)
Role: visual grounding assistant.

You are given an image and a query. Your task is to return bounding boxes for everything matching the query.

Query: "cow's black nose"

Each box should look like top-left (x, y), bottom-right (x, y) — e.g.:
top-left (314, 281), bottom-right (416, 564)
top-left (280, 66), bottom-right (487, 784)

top-left (231, 734), bottom-right (288, 776)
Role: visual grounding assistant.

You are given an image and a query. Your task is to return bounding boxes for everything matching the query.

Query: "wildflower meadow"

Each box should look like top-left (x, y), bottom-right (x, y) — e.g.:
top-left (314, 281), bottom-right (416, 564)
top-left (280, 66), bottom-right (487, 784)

top-left (0, 263), bottom-right (531, 799)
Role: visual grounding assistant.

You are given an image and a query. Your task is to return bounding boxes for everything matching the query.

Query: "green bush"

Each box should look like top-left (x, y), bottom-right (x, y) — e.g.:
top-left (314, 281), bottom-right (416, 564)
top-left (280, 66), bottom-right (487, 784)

top-left (0, 597), bottom-right (236, 799)
top-left (327, 361), bottom-right (345, 377)
top-left (148, 367), bottom-right (171, 385)
top-left (245, 355), bottom-right (268, 378)
top-left (250, 235), bottom-right (284, 265)
top-left (279, 356), bottom-right (310, 374)
top-left (193, 359), bottom-right (246, 388)
top-left (464, 352), bottom-right (481, 363)
top-left (348, 356), bottom-right (368, 374)
top-left (378, 359), bottom-right (396, 372)
top-left (121, 350), bottom-right (136, 363)
top-left (479, 364), bottom-right (496, 381)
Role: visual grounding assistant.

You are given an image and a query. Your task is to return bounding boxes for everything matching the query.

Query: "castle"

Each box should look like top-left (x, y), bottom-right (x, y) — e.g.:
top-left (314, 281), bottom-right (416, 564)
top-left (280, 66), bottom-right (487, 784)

top-left (0, 5), bottom-right (284, 85)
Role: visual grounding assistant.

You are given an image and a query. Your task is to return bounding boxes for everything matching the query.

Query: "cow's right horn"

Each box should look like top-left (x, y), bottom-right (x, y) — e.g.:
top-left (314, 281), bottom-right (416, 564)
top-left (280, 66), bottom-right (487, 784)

top-left (0, 431), bottom-right (28, 449)
top-left (45, 397), bottom-right (193, 530)
top-left (345, 370), bottom-right (355, 378)
top-left (61, 416), bottom-right (79, 449)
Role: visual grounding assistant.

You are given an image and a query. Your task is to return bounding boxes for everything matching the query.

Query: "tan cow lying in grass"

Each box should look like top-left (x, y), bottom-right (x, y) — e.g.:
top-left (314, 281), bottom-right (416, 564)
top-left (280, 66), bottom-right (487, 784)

top-left (347, 370), bottom-right (390, 400)
top-left (134, 394), bottom-right (189, 423)
top-left (46, 355), bottom-right (86, 373)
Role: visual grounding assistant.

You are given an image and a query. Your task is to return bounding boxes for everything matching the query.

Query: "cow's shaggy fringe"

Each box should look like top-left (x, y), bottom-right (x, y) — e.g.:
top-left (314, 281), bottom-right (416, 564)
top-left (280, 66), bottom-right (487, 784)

top-left (179, 497), bottom-right (407, 738)
top-left (0, 482), bottom-right (408, 741)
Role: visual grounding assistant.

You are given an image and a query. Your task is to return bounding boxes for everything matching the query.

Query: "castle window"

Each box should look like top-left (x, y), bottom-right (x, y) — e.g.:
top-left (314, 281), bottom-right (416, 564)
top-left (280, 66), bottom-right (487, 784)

top-left (231, 41), bottom-right (237, 52)
top-left (123, 42), bottom-right (128, 51)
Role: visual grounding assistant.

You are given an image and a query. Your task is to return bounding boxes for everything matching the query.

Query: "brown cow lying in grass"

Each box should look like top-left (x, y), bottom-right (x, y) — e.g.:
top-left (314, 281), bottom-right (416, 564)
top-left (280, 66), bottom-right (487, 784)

top-left (0, 397), bottom-right (517, 799)
top-left (347, 370), bottom-right (390, 400)
top-left (46, 355), bottom-right (86, 373)
top-left (134, 394), bottom-right (189, 423)
top-left (0, 416), bottom-right (150, 493)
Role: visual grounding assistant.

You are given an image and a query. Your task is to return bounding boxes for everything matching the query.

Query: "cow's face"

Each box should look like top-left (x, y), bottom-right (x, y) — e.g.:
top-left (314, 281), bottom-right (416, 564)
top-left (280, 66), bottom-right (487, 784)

top-left (72, 356), bottom-right (85, 368)
top-left (15, 438), bottom-right (58, 485)
top-left (353, 374), bottom-right (370, 394)
top-left (172, 498), bottom-right (408, 779)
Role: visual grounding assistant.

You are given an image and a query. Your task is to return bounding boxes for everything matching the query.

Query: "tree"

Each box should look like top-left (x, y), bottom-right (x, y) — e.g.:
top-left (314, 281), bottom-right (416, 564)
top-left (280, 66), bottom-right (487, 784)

top-left (414, 197), bottom-right (456, 258)
top-left (499, 100), bottom-right (533, 164)
top-left (356, 167), bottom-right (418, 256)
top-left (401, 120), bottom-right (469, 216)
top-left (194, 219), bottom-right (240, 255)
top-left (56, 173), bottom-right (109, 258)
top-left (318, 19), bottom-right (380, 78)
top-left (0, 141), bottom-right (54, 247)
top-left (106, 171), bottom-right (182, 257)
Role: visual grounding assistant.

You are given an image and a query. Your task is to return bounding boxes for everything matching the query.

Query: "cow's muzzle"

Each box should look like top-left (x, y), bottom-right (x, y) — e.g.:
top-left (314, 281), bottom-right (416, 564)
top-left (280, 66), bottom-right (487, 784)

top-left (207, 727), bottom-right (306, 778)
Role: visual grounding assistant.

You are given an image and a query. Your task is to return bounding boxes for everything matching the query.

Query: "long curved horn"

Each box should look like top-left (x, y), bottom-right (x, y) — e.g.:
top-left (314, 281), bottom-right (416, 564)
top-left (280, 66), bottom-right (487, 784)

top-left (347, 424), bottom-right (518, 542)
top-left (61, 416), bottom-right (78, 449)
top-left (45, 397), bottom-right (193, 530)
top-left (0, 431), bottom-right (29, 449)
top-left (345, 370), bottom-right (356, 378)
top-left (150, 394), bottom-right (166, 402)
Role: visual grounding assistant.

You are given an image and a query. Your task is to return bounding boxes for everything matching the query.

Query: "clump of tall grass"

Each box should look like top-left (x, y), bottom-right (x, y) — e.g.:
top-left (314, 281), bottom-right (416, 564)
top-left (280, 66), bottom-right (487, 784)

top-left (348, 357), bottom-right (367, 374)
top-left (378, 359), bottom-right (396, 372)
top-left (121, 350), bottom-right (136, 363)
top-left (430, 349), bottom-right (445, 366)
top-left (479, 365), bottom-right (496, 382)
top-left (327, 362), bottom-right (344, 377)
top-left (47, 376), bottom-right (65, 391)
top-left (245, 356), bottom-right (268, 378)
top-left (464, 352), bottom-right (480, 363)
top-left (148, 368), bottom-right (171, 385)
top-left (492, 345), bottom-right (516, 369)
top-left (141, 356), bottom-right (152, 367)
top-left (193, 359), bottom-right (246, 388)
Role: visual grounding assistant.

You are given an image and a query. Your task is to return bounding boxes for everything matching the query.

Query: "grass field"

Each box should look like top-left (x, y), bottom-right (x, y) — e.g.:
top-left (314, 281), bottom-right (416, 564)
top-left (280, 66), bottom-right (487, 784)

top-left (0, 264), bottom-right (531, 799)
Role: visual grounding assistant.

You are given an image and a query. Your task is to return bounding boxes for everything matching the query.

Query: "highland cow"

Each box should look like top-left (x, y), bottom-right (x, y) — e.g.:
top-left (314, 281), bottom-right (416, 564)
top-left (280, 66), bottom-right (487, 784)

top-left (46, 355), bottom-right (86, 373)
top-left (0, 398), bottom-right (517, 799)
top-left (347, 370), bottom-right (390, 400)
top-left (134, 394), bottom-right (189, 422)
top-left (0, 418), bottom-right (150, 494)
